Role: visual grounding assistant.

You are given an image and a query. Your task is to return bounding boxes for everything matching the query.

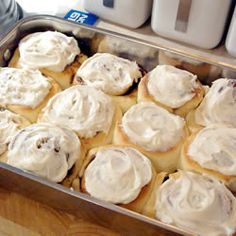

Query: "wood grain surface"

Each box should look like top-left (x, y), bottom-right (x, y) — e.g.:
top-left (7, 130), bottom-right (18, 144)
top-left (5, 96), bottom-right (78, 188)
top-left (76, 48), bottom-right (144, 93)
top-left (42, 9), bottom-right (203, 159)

top-left (0, 187), bottom-right (120, 236)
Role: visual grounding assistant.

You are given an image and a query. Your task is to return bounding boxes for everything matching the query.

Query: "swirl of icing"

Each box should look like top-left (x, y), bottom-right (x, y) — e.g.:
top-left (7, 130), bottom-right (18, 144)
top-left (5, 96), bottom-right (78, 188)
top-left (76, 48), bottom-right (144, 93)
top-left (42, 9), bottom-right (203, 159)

top-left (147, 65), bottom-right (199, 108)
top-left (7, 123), bottom-right (81, 182)
top-left (40, 85), bottom-right (115, 139)
top-left (195, 79), bottom-right (236, 127)
top-left (19, 31), bottom-right (81, 72)
top-left (84, 147), bottom-right (152, 204)
top-left (156, 171), bottom-right (236, 236)
top-left (0, 67), bottom-right (51, 108)
top-left (188, 124), bottom-right (236, 176)
top-left (122, 102), bottom-right (185, 152)
top-left (75, 53), bottom-right (142, 96)
top-left (0, 108), bottom-right (30, 155)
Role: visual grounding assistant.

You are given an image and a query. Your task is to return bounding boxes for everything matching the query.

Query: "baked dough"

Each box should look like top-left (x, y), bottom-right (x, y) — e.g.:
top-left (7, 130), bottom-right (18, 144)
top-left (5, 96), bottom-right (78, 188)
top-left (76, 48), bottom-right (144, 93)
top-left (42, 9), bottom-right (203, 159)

top-left (113, 102), bottom-right (188, 172)
top-left (180, 124), bottom-right (236, 191)
top-left (187, 78), bottom-right (236, 133)
top-left (79, 145), bottom-right (166, 217)
top-left (8, 31), bottom-right (87, 89)
top-left (0, 67), bottom-right (61, 122)
top-left (38, 85), bottom-right (122, 151)
top-left (7, 123), bottom-right (83, 184)
top-left (155, 171), bottom-right (236, 236)
top-left (73, 53), bottom-right (143, 112)
top-left (137, 65), bottom-right (204, 117)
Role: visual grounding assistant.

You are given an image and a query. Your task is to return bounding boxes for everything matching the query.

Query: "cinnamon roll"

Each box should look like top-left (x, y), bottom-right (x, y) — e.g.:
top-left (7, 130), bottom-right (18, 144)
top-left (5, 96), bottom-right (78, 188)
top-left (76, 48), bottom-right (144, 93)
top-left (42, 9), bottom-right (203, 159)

top-left (180, 124), bottom-right (236, 191)
top-left (80, 145), bottom-right (166, 216)
top-left (155, 171), bottom-right (236, 236)
top-left (158, 51), bottom-right (222, 84)
top-left (137, 65), bottom-right (204, 117)
top-left (187, 78), bottom-right (236, 133)
top-left (113, 102), bottom-right (187, 172)
top-left (0, 67), bottom-right (61, 122)
top-left (38, 85), bottom-right (122, 150)
top-left (74, 53), bottom-right (143, 112)
top-left (7, 123), bottom-right (83, 185)
top-left (9, 31), bottom-right (87, 89)
top-left (0, 108), bottom-right (30, 162)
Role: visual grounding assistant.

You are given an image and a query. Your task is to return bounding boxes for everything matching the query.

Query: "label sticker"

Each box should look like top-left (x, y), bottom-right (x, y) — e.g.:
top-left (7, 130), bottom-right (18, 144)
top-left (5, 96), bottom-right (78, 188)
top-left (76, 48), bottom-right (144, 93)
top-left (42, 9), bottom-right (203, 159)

top-left (64, 10), bottom-right (98, 26)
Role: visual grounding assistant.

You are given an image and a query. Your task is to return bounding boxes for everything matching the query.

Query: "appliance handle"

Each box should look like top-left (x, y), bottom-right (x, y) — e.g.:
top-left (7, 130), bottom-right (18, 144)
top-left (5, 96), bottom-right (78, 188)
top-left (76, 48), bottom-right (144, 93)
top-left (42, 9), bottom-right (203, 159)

top-left (175, 0), bottom-right (192, 32)
top-left (103, 0), bottom-right (114, 8)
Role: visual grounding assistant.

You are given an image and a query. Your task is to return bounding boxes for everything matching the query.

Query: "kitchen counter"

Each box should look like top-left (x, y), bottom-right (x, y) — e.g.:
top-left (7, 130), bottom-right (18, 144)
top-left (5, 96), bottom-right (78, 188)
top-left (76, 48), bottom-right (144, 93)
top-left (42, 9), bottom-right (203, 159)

top-left (0, 187), bottom-right (120, 236)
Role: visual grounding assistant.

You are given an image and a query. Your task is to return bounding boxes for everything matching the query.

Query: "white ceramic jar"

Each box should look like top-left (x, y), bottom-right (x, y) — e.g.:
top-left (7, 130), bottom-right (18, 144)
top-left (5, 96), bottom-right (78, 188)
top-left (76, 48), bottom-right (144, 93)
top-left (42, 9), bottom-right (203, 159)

top-left (226, 5), bottom-right (236, 57)
top-left (151, 0), bottom-right (232, 49)
top-left (84, 0), bottom-right (153, 28)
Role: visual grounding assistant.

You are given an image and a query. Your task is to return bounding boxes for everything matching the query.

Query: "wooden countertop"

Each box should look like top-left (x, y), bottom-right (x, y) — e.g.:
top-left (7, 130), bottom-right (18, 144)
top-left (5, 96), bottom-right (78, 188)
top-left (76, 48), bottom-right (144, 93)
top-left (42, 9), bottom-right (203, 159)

top-left (0, 187), bottom-right (120, 236)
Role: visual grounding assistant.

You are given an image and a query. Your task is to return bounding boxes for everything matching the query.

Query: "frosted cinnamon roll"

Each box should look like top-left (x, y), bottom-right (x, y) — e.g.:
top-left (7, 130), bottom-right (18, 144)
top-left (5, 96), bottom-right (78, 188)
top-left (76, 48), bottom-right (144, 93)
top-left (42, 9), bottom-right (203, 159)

top-left (80, 145), bottom-right (166, 216)
top-left (0, 67), bottom-right (60, 122)
top-left (8, 31), bottom-right (87, 89)
top-left (0, 108), bottom-right (30, 161)
top-left (74, 53), bottom-right (144, 112)
top-left (187, 78), bottom-right (236, 133)
top-left (39, 85), bottom-right (122, 150)
top-left (158, 51), bottom-right (222, 84)
top-left (113, 102), bottom-right (187, 172)
top-left (7, 123), bottom-right (83, 184)
top-left (180, 124), bottom-right (236, 191)
top-left (155, 171), bottom-right (236, 236)
top-left (138, 65), bottom-right (204, 117)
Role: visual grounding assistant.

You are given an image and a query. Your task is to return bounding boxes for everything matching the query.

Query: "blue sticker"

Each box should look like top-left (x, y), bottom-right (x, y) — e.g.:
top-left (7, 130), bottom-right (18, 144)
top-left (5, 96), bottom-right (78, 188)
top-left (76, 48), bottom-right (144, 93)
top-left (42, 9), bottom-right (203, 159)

top-left (64, 10), bottom-right (98, 26)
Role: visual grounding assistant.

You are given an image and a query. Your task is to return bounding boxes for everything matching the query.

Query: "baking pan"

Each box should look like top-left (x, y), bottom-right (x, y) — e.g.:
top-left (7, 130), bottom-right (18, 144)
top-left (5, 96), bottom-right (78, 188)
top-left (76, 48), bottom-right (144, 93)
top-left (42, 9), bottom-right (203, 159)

top-left (0, 15), bottom-right (234, 236)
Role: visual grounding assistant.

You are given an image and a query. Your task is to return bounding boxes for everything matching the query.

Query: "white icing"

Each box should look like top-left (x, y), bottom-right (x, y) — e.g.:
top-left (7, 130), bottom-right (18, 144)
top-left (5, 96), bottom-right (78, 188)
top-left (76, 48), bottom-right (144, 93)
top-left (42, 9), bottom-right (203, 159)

top-left (85, 147), bottom-right (152, 204)
top-left (188, 124), bottom-right (236, 176)
top-left (156, 171), bottom-right (236, 236)
top-left (147, 65), bottom-right (199, 108)
top-left (122, 102), bottom-right (185, 152)
top-left (0, 68), bottom-right (51, 108)
top-left (19, 31), bottom-right (80, 72)
top-left (195, 79), bottom-right (236, 127)
top-left (0, 109), bottom-right (30, 155)
top-left (7, 123), bottom-right (81, 182)
top-left (40, 85), bottom-right (115, 139)
top-left (76, 53), bottom-right (142, 96)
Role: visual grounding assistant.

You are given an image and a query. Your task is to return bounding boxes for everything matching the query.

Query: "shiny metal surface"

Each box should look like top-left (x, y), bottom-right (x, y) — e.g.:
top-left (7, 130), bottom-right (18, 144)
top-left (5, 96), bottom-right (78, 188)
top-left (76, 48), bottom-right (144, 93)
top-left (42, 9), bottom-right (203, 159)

top-left (0, 15), bottom-right (232, 236)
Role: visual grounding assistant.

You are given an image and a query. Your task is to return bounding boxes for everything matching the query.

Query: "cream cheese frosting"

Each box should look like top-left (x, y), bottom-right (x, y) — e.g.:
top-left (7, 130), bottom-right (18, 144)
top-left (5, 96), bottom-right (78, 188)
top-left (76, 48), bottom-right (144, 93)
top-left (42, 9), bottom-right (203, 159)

top-left (0, 108), bottom-right (30, 155)
top-left (18, 31), bottom-right (81, 72)
top-left (84, 147), bottom-right (152, 204)
top-left (195, 79), bottom-right (236, 127)
top-left (40, 85), bottom-right (115, 139)
top-left (0, 68), bottom-right (51, 108)
top-left (188, 124), bottom-right (236, 176)
top-left (155, 171), bottom-right (236, 236)
top-left (75, 53), bottom-right (142, 96)
top-left (147, 65), bottom-right (199, 108)
top-left (7, 123), bottom-right (81, 182)
top-left (122, 102), bottom-right (185, 152)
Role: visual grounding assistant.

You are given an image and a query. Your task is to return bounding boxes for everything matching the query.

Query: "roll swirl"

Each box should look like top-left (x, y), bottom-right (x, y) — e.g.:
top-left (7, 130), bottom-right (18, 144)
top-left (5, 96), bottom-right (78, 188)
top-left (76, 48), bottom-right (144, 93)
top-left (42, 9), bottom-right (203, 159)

top-left (18, 31), bottom-right (81, 72)
top-left (7, 123), bottom-right (81, 182)
top-left (156, 171), bottom-right (236, 236)
top-left (39, 85), bottom-right (115, 139)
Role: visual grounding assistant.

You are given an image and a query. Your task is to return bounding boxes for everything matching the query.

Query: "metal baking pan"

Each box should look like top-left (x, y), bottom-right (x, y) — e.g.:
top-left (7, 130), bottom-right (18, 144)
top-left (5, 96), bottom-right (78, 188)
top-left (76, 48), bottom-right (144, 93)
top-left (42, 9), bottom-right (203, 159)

top-left (0, 15), bottom-right (234, 236)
